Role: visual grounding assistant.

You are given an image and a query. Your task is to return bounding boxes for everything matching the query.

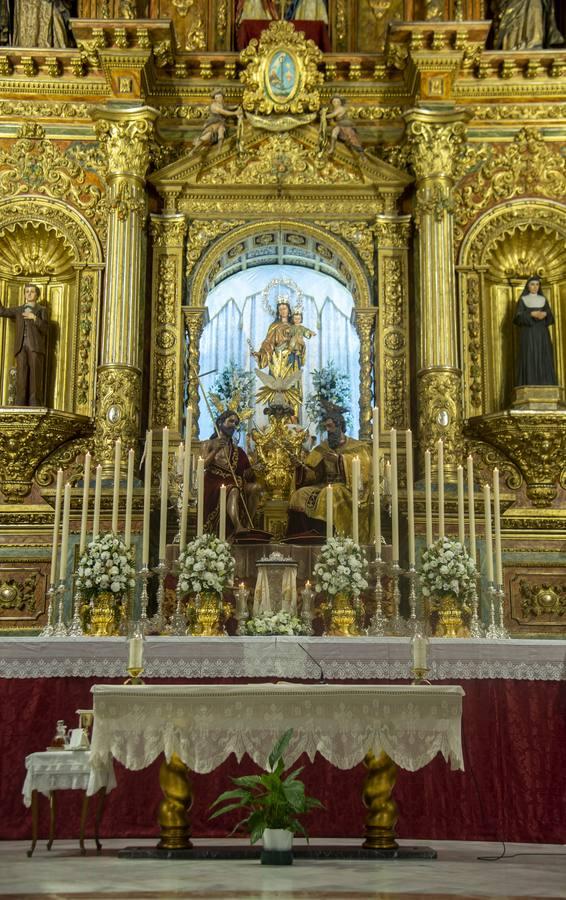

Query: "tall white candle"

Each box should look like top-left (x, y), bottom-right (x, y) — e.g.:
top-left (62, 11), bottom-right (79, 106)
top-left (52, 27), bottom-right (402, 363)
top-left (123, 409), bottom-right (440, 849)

top-left (437, 438), bottom-right (444, 539)
top-left (111, 438), bottom-right (121, 534)
top-left (179, 410), bottom-right (192, 552)
top-left (326, 484), bottom-right (333, 540)
top-left (159, 427), bottom-right (169, 559)
top-left (372, 407), bottom-right (381, 553)
top-left (196, 456), bottom-right (205, 537)
top-left (467, 455), bottom-right (476, 563)
top-left (58, 481), bottom-right (72, 584)
top-left (79, 452), bottom-right (91, 555)
top-left (406, 429), bottom-right (415, 566)
top-left (412, 634), bottom-right (427, 670)
top-left (483, 483), bottom-right (494, 584)
top-left (92, 464), bottom-right (102, 540)
top-left (424, 449), bottom-right (433, 547)
top-left (457, 465), bottom-right (465, 545)
top-left (50, 468), bottom-right (63, 585)
top-left (176, 442), bottom-right (184, 477)
top-left (124, 448), bottom-right (134, 549)
top-left (128, 635), bottom-right (143, 670)
top-left (351, 456), bottom-right (360, 543)
top-left (142, 430), bottom-right (152, 567)
top-left (219, 484), bottom-right (227, 541)
top-left (493, 468), bottom-right (503, 587)
top-left (390, 429), bottom-right (399, 563)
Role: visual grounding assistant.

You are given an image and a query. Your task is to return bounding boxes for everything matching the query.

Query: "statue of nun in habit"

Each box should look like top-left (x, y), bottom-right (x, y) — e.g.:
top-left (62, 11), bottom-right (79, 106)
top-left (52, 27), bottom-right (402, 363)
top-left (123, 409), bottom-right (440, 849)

top-left (513, 275), bottom-right (558, 386)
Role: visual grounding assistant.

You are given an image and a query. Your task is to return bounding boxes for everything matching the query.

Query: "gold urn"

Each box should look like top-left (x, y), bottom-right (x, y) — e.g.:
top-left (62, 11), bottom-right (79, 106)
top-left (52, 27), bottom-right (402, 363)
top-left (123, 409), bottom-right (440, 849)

top-left (186, 591), bottom-right (225, 637)
top-left (327, 591), bottom-right (361, 636)
top-left (433, 594), bottom-right (469, 638)
top-left (85, 591), bottom-right (123, 637)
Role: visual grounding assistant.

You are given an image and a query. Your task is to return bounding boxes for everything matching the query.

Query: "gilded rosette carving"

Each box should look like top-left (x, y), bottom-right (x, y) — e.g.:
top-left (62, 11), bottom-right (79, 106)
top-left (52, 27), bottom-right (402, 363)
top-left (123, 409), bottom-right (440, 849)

top-left (519, 582), bottom-right (566, 619)
top-left (417, 369), bottom-right (463, 469)
top-left (352, 308), bottom-right (377, 440)
top-left (94, 366), bottom-right (141, 471)
top-left (465, 411), bottom-right (566, 508)
top-left (0, 574), bottom-right (38, 613)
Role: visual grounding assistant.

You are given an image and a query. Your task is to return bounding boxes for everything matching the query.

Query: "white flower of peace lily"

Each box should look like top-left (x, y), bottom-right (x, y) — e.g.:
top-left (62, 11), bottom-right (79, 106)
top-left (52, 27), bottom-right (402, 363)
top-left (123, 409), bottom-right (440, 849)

top-left (177, 533), bottom-right (235, 597)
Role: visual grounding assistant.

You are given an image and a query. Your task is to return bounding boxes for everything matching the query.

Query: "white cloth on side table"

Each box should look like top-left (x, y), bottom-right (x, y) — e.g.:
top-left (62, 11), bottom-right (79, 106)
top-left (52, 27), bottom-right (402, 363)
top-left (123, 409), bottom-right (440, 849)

top-left (23, 750), bottom-right (116, 807)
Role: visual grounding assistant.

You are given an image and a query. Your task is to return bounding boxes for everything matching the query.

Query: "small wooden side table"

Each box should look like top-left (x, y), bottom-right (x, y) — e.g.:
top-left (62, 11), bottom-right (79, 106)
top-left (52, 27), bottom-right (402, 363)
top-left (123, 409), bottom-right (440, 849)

top-left (22, 750), bottom-right (116, 857)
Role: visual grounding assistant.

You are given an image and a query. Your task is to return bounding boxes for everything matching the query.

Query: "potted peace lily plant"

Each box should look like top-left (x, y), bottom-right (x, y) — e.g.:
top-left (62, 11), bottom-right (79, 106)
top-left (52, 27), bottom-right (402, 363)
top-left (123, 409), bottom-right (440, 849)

top-left (420, 537), bottom-right (477, 637)
top-left (209, 728), bottom-right (323, 864)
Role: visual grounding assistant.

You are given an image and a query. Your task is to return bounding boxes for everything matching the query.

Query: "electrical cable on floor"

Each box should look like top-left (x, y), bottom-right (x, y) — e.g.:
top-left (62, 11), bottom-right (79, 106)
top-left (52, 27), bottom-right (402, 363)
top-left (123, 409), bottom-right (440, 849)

top-left (467, 759), bottom-right (566, 860)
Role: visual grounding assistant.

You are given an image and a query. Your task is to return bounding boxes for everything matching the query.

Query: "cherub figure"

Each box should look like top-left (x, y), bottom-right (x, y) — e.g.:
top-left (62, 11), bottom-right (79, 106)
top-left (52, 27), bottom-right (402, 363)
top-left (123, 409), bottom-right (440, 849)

top-left (188, 92), bottom-right (243, 157)
top-left (320, 96), bottom-right (364, 156)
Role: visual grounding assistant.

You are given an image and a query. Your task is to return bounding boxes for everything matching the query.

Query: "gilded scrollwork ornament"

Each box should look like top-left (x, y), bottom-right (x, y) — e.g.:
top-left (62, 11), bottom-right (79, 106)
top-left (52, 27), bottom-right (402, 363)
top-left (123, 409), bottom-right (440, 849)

top-left (186, 219), bottom-right (245, 278)
top-left (404, 115), bottom-right (471, 183)
top-left (315, 220), bottom-right (374, 276)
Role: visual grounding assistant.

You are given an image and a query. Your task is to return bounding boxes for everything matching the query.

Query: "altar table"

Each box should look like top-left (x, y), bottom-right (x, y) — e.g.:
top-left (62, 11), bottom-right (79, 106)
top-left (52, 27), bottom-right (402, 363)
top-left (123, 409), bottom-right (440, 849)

top-left (88, 682), bottom-right (464, 849)
top-left (2, 636), bottom-right (565, 844)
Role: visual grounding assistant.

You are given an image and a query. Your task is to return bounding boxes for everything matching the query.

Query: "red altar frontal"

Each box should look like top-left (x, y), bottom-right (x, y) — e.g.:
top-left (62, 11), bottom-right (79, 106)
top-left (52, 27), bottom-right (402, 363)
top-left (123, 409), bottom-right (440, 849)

top-left (1, 636), bottom-right (565, 845)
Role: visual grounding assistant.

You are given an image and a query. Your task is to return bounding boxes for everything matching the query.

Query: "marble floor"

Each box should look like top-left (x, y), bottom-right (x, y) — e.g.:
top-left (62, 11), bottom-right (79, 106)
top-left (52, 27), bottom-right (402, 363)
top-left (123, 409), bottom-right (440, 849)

top-left (0, 839), bottom-right (565, 900)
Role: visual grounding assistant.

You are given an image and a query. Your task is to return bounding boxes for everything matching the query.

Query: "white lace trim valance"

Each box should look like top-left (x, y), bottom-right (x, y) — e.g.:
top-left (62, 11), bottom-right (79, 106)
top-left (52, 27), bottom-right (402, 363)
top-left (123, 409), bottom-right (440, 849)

top-left (22, 750), bottom-right (116, 807)
top-left (1, 636), bottom-right (565, 681)
top-left (88, 682), bottom-right (464, 794)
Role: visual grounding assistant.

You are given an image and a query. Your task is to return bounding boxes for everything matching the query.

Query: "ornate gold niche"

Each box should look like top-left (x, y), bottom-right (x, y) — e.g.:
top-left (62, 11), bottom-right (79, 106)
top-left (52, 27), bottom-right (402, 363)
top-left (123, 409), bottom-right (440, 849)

top-left (148, 119), bottom-right (413, 443)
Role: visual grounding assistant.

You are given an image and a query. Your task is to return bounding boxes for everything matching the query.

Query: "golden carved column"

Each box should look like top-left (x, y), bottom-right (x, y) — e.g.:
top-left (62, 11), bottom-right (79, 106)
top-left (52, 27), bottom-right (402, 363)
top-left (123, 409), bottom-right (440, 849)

top-left (362, 750), bottom-right (398, 850)
top-left (183, 306), bottom-right (209, 438)
top-left (149, 215), bottom-right (188, 438)
top-left (405, 108), bottom-right (471, 476)
top-left (92, 105), bottom-right (159, 473)
top-left (352, 308), bottom-right (377, 440)
top-left (374, 216), bottom-right (412, 432)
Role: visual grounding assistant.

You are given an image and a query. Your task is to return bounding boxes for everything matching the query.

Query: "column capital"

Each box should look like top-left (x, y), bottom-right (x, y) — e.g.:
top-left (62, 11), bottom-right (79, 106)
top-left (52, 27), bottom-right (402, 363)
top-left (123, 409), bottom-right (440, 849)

top-left (403, 106), bottom-right (472, 183)
top-left (92, 105), bottom-right (159, 179)
top-left (374, 215), bottom-right (412, 249)
top-left (150, 214), bottom-right (188, 248)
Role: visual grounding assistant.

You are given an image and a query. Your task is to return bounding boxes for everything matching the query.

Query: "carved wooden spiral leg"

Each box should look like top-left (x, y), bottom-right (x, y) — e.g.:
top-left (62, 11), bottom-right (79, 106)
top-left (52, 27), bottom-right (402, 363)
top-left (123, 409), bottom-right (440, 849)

top-left (362, 750), bottom-right (399, 850)
top-left (157, 753), bottom-right (193, 850)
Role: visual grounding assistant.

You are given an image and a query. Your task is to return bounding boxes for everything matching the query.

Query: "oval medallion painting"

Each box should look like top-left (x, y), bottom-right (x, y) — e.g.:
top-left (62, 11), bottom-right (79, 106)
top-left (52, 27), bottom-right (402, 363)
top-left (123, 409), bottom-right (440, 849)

top-left (265, 49), bottom-right (299, 104)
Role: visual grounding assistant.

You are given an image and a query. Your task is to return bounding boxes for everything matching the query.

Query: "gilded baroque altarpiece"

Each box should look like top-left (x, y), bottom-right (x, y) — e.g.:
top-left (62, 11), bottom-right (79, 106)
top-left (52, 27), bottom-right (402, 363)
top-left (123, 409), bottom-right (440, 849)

top-left (0, 2), bottom-right (564, 634)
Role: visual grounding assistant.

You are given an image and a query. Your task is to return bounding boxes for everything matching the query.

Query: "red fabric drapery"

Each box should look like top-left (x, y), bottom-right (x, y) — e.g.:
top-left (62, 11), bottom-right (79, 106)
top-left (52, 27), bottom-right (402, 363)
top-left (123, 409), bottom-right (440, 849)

top-left (3, 676), bottom-right (565, 843)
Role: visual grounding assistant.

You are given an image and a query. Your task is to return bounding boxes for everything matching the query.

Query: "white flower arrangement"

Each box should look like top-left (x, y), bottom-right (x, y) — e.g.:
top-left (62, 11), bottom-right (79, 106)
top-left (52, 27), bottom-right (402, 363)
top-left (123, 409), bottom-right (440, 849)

top-left (244, 610), bottom-right (311, 636)
top-left (313, 537), bottom-right (369, 597)
top-left (177, 533), bottom-right (235, 596)
top-left (420, 537), bottom-right (477, 601)
top-left (76, 533), bottom-right (136, 601)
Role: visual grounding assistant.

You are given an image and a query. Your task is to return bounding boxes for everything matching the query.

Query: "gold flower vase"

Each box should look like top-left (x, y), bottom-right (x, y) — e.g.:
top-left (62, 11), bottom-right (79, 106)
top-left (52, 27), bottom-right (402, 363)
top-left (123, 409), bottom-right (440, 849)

top-left (86, 591), bottom-right (123, 637)
top-left (186, 591), bottom-right (225, 637)
top-left (433, 594), bottom-right (469, 638)
top-left (327, 591), bottom-right (361, 636)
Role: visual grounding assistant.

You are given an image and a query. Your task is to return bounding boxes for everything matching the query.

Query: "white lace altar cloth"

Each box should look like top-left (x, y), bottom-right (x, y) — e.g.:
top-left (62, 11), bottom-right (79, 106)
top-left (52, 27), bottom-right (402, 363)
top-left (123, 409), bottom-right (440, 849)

top-left (1, 636), bottom-right (565, 681)
top-left (22, 750), bottom-right (116, 808)
top-left (87, 682), bottom-right (464, 793)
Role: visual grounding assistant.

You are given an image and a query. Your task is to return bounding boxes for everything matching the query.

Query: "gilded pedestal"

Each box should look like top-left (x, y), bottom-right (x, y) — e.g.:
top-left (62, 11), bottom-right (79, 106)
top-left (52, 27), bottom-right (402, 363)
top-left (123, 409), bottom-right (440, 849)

top-left (362, 750), bottom-right (398, 850)
top-left (157, 753), bottom-right (193, 850)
